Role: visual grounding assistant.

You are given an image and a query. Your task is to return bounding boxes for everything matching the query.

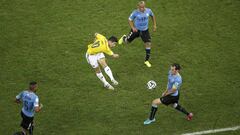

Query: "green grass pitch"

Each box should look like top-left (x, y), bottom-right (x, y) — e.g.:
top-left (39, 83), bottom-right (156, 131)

top-left (0, 0), bottom-right (240, 135)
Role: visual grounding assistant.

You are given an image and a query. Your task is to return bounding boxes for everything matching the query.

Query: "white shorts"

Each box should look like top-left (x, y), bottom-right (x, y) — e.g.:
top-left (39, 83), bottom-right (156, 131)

top-left (86, 53), bottom-right (105, 68)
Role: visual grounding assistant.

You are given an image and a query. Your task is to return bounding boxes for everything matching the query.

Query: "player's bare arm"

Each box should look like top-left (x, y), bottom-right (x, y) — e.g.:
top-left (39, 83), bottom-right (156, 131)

top-left (15, 98), bottom-right (21, 104)
top-left (112, 53), bottom-right (119, 58)
top-left (165, 88), bottom-right (177, 96)
top-left (35, 103), bottom-right (43, 113)
top-left (151, 15), bottom-right (157, 32)
top-left (128, 20), bottom-right (137, 32)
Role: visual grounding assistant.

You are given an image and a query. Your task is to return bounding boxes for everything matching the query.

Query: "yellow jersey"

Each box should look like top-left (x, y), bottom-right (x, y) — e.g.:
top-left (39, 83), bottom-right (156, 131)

top-left (87, 34), bottom-right (113, 55)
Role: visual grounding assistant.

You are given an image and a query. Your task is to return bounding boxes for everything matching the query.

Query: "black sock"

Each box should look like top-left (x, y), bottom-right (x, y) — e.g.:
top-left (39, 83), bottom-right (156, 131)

top-left (175, 104), bottom-right (189, 115)
top-left (149, 105), bottom-right (158, 120)
top-left (29, 123), bottom-right (34, 135)
top-left (145, 48), bottom-right (151, 61)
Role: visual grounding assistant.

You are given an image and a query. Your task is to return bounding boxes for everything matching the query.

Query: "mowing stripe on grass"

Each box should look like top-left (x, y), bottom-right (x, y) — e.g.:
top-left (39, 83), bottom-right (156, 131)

top-left (181, 126), bottom-right (240, 135)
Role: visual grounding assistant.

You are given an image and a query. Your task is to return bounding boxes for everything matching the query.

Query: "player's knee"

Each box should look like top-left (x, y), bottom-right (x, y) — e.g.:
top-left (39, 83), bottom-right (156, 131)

top-left (94, 67), bottom-right (101, 73)
top-left (172, 103), bottom-right (178, 108)
top-left (152, 98), bottom-right (161, 105)
top-left (98, 59), bottom-right (108, 68)
top-left (145, 42), bottom-right (151, 48)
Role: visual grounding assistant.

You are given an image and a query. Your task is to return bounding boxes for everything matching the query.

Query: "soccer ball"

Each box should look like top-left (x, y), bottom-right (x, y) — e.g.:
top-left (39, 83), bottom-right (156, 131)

top-left (147, 80), bottom-right (157, 90)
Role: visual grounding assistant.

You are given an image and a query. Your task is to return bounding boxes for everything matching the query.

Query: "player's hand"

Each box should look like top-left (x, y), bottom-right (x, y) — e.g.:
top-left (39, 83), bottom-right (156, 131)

top-left (112, 54), bottom-right (119, 58)
top-left (15, 99), bottom-right (21, 104)
top-left (132, 27), bottom-right (138, 32)
top-left (162, 92), bottom-right (166, 97)
top-left (40, 103), bottom-right (43, 109)
top-left (153, 26), bottom-right (157, 32)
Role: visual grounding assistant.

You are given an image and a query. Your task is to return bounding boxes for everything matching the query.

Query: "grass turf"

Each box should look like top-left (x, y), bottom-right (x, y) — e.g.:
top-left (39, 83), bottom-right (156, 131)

top-left (0, 0), bottom-right (240, 134)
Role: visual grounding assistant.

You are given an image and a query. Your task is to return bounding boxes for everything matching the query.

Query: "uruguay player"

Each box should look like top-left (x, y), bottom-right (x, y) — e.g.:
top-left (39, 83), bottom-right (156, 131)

top-left (14, 81), bottom-right (42, 135)
top-left (118, 1), bottom-right (157, 67)
top-left (144, 64), bottom-right (193, 125)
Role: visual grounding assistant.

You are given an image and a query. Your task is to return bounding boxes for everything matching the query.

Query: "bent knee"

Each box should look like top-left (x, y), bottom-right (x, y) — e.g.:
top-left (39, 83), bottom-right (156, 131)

top-left (152, 98), bottom-right (161, 105)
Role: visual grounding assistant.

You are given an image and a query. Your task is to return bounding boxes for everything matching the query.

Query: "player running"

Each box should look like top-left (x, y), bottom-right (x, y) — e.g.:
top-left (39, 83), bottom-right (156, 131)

top-left (118, 1), bottom-right (157, 67)
top-left (144, 63), bottom-right (193, 125)
top-left (86, 33), bottom-right (119, 90)
top-left (14, 81), bottom-right (42, 135)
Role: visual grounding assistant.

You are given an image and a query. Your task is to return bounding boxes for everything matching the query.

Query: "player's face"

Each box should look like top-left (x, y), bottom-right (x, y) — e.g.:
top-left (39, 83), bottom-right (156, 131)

top-left (138, 4), bottom-right (145, 12)
top-left (30, 84), bottom-right (38, 92)
top-left (109, 41), bottom-right (117, 48)
top-left (171, 66), bottom-right (178, 75)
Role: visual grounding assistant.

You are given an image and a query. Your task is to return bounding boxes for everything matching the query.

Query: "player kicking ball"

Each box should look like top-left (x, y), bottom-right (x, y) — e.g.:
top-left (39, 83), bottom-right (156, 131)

top-left (86, 33), bottom-right (119, 90)
top-left (144, 63), bottom-right (193, 125)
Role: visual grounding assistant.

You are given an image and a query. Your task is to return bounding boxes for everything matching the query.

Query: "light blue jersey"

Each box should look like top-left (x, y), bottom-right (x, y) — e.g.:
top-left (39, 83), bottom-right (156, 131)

top-left (129, 8), bottom-right (154, 31)
top-left (16, 90), bottom-right (39, 117)
top-left (167, 71), bottom-right (182, 96)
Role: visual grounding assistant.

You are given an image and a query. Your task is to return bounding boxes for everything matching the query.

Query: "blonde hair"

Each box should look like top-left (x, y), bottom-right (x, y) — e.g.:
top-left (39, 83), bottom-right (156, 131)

top-left (138, 1), bottom-right (145, 6)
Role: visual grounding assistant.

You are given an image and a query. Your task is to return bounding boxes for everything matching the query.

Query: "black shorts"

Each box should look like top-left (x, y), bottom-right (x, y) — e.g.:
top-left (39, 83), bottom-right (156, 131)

top-left (20, 111), bottom-right (34, 130)
top-left (160, 95), bottom-right (179, 105)
top-left (126, 29), bottom-right (151, 43)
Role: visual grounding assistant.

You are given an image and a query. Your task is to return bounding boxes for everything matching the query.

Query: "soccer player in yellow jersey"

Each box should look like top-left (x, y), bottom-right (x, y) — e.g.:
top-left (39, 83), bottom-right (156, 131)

top-left (86, 33), bottom-right (119, 90)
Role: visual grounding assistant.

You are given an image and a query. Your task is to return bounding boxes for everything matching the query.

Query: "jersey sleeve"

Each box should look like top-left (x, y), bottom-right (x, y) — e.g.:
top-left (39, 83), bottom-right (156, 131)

top-left (149, 9), bottom-right (154, 16)
top-left (129, 10), bottom-right (136, 21)
top-left (16, 91), bottom-right (23, 99)
top-left (104, 46), bottom-right (114, 55)
top-left (34, 96), bottom-right (39, 107)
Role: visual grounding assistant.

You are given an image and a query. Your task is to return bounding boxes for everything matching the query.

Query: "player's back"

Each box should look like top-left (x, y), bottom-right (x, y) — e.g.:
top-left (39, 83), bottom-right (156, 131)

top-left (87, 34), bottom-right (113, 55)
top-left (21, 91), bottom-right (38, 117)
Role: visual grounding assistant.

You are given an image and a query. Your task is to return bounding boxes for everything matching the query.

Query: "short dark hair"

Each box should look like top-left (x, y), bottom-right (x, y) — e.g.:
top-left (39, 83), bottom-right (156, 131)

top-left (108, 36), bottom-right (118, 43)
top-left (172, 63), bottom-right (181, 70)
top-left (29, 81), bottom-right (37, 86)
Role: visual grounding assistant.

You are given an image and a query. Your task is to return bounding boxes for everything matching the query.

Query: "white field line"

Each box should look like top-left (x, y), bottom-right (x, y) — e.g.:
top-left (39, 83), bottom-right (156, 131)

top-left (181, 125), bottom-right (240, 135)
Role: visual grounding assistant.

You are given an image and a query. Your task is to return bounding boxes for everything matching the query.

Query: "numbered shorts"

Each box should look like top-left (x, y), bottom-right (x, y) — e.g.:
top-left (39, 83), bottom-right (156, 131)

top-left (21, 111), bottom-right (34, 130)
top-left (86, 53), bottom-right (105, 68)
top-left (160, 95), bottom-right (179, 106)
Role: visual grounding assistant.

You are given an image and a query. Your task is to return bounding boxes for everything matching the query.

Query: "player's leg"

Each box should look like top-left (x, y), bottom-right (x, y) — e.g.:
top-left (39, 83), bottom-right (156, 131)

top-left (94, 66), bottom-right (113, 89)
top-left (141, 29), bottom-right (152, 67)
top-left (144, 98), bottom-right (161, 125)
top-left (118, 30), bottom-right (139, 44)
top-left (13, 131), bottom-right (26, 135)
top-left (171, 103), bottom-right (193, 121)
top-left (86, 53), bottom-right (113, 89)
top-left (98, 57), bottom-right (118, 85)
top-left (20, 111), bottom-right (32, 135)
top-left (28, 122), bottom-right (34, 135)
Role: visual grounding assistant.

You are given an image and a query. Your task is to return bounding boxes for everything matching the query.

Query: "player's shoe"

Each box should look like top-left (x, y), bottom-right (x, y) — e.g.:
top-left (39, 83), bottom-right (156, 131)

top-left (144, 118), bottom-right (156, 125)
top-left (104, 83), bottom-right (114, 90)
top-left (118, 35), bottom-right (126, 45)
top-left (186, 113), bottom-right (193, 121)
top-left (144, 61), bottom-right (152, 67)
top-left (111, 80), bottom-right (119, 85)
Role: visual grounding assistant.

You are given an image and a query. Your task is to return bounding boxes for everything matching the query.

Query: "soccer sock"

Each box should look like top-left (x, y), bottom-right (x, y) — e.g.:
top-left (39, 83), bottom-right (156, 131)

top-left (149, 105), bottom-right (158, 120)
top-left (96, 72), bottom-right (108, 85)
top-left (29, 123), bottom-right (34, 135)
top-left (145, 48), bottom-right (151, 61)
top-left (21, 131), bottom-right (26, 135)
top-left (104, 66), bottom-right (115, 81)
top-left (175, 104), bottom-right (189, 115)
